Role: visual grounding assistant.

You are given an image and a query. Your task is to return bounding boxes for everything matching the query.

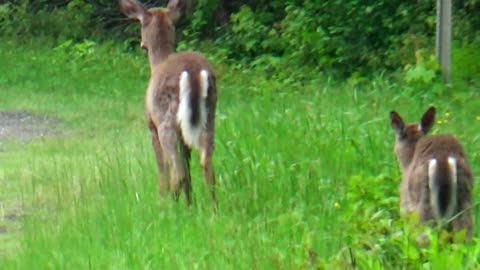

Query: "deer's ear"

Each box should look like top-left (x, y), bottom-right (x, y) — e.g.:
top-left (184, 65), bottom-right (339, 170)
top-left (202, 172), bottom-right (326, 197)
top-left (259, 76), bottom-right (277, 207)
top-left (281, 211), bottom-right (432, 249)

top-left (390, 111), bottom-right (405, 135)
top-left (120, 0), bottom-right (150, 24)
top-left (420, 106), bottom-right (436, 134)
top-left (167, 0), bottom-right (183, 22)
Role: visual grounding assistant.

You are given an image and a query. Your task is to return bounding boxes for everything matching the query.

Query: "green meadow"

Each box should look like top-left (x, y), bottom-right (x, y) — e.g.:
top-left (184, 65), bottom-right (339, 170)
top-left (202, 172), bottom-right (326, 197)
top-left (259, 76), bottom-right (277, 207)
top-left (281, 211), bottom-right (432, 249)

top-left (0, 38), bottom-right (479, 269)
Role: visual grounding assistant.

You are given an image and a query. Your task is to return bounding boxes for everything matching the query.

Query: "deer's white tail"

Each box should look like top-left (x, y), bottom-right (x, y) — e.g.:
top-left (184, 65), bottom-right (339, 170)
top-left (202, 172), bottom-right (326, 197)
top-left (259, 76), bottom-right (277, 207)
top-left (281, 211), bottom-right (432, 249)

top-left (177, 70), bottom-right (208, 148)
top-left (428, 157), bottom-right (457, 219)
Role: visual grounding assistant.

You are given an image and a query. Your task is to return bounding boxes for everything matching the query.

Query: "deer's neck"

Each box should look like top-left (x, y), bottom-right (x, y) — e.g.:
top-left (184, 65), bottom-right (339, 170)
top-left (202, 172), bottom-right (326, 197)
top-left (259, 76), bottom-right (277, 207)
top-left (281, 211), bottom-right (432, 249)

top-left (395, 141), bottom-right (416, 173)
top-left (398, 149), bottom-right (415, 173)
top-left (148, 43), bottom-right (175, 69)
top-left (399, 159), bottom-right (411, 174)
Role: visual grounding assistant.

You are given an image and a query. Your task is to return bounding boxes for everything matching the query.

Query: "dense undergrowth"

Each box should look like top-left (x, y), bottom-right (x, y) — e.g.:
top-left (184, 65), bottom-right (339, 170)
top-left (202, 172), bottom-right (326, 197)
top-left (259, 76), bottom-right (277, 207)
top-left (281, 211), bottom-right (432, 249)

top-left (0, 36), bottom-right (479, 269)
top-left (0, 2), bottom-right (479, 269)
top-left (1, 0), bottom-right (480, 76)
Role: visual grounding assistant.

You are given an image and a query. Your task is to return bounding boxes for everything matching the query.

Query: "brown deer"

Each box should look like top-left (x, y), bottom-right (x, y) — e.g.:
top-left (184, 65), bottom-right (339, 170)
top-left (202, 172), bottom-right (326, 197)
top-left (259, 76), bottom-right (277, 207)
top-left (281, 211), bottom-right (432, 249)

top-left (390, 106), bottom-right (474, 240)
top-left (120, 0), bottom-right (217, 207)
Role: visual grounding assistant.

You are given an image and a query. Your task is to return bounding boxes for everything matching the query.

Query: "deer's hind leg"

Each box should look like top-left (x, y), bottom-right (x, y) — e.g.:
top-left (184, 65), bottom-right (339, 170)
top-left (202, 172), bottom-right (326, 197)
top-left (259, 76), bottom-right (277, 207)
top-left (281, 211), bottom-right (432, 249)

top-left (198, 85), bottom-right (218, 209)
top-left (199, 126), bottom-right (217, 209)
top-left (149, 120), bottom-right (169, 195)
top-left (158, 124), bottom-right (191, 204)
top-left (450, 207), bottom-right (473, 240)
top-left (179, 141), bottom-right (192, 205)
top-left (451, 180), bottom-right (474, 240)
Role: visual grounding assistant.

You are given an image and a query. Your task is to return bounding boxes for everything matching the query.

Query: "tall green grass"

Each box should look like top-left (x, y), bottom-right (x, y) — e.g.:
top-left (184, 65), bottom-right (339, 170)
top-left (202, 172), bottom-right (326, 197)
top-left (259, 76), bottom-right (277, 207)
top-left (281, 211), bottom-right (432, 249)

top-left (0, 39), bottom-right (479, 269)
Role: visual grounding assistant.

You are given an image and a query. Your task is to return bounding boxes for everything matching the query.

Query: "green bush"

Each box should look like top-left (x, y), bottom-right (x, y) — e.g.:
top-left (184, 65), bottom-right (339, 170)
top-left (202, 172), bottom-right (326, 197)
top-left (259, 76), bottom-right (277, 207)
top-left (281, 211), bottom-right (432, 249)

top-left (224, 1), bottom-right (438, 75)
top-left (453, 41), bottom-right (480, 83)
top-left (0, 0), bottom-right (93, 39)
top-left (1, 0), bottom-right (480, 76)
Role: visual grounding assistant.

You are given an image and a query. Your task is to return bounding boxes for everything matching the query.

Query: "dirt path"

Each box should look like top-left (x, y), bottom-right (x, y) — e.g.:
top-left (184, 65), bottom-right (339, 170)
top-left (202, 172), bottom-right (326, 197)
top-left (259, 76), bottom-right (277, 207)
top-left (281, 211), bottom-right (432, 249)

top-left (0, 111), bottom-right (62, 143)
top-left (0, 111), bottom-right (63, 255)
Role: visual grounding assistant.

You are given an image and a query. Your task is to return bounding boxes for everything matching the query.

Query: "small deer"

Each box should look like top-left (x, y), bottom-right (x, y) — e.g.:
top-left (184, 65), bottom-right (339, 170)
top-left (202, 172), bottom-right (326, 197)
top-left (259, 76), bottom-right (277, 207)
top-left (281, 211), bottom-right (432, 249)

top-left (120, 0), bottom-right (217, 207)
top-left (390, 106), bottom-right (474, 239)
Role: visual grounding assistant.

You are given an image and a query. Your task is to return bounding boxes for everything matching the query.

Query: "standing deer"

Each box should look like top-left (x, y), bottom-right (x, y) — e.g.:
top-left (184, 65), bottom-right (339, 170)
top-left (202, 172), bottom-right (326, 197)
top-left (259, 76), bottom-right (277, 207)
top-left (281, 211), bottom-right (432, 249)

top-left (390, 106), bottom-right (474, 239)
top-left (120, 0), bottom-right (217, 207)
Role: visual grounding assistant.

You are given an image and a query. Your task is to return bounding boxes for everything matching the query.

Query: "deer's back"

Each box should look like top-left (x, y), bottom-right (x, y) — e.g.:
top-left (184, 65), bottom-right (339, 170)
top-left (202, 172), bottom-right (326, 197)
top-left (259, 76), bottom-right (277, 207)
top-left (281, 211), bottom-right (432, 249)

top-left (153, 52), bottom-right (214, 83)
top-left (409, 134), bottom-right (473, 196)
top-left (413, 134), bottom-right (466, 162)
top-left (146, 52), bottom-right (216, 124)
top-left (402, 135), bottom-right (472, 214)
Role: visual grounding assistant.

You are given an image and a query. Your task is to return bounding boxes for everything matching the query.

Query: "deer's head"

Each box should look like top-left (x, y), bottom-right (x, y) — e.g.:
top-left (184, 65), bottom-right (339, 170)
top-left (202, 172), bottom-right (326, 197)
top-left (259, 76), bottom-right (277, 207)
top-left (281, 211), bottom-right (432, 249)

top-left (390, 106), bottom-right (436, 170)
top-left (120, 0), bottom-right (182, 61)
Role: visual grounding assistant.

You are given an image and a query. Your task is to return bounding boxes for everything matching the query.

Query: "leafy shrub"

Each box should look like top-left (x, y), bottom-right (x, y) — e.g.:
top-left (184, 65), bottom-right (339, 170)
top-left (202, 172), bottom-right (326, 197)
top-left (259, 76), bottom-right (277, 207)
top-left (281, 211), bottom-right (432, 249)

top-left (452, 41), bottom-right (480, 84)
top-left (403, 49), bottom-right (440, 85)
top-left (228, 6), bottom-right (272, 58)
top-left (226, 0), bottom-right (438, 75)
top-left (1, 0), bottom-right (480, 77)
top-left (54, 39), bottom-right (97, 59)
top-left (0, 0), bottom-right (93, 40)
top-left (327, 173), bottom-right (477, 268)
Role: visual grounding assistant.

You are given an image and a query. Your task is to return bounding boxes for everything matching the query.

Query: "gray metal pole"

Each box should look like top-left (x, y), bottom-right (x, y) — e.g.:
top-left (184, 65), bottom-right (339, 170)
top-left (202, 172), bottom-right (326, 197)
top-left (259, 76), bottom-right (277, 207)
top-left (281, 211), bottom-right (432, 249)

top-left (436, 0), bottom-right (452, 83)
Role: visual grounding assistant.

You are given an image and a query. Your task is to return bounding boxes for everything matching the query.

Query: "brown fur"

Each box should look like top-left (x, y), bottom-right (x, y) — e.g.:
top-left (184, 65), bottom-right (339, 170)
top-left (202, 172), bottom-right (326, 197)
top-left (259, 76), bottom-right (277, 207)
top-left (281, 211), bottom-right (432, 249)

top-left (390, 107), bottom-right (474, 239)
top-left (120, 0), bottom-right (217, 208)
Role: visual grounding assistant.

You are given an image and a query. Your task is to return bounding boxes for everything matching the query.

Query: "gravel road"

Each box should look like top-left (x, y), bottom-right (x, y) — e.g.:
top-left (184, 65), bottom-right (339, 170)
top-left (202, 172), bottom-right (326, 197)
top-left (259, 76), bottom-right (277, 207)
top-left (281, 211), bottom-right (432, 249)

top-left (0, 111), bottom-right (63, 250)
top-left (0, 111), bottom-right (62, 143)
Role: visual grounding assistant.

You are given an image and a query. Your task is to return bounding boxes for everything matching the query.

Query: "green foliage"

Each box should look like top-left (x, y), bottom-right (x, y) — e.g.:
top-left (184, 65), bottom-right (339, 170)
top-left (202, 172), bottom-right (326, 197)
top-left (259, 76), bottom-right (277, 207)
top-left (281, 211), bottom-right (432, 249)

top-left (452, 41), bottom-right (480, 84)
top-left (184, 0), bottom-right (222, 38)
top-left (1, 0), bottom-right (480, 76)
top-left (454, 0), bottom-right (480, 43)
top-left (54, 39), bottom-right (97, 58)
top-left (229, 6), bottom-right (270, 57)
top-left (404, 49), bottom-right (440, 85)
top-left (277, 3), bottom-right (328, 67)
top-left (224, 0), bottom-right (439, 75)
top-left (0, 0), bottom-right (94, 40)
top-left (1, 40), bottom-right (480, 268)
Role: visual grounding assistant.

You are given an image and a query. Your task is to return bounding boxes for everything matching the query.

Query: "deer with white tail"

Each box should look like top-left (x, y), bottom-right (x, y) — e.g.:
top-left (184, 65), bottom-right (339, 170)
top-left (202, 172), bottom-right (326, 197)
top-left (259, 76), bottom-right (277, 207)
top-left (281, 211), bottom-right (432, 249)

top-left (390, 106), bottom-right (474, 241)
top-left (120, 0), bottom-right (217, 208)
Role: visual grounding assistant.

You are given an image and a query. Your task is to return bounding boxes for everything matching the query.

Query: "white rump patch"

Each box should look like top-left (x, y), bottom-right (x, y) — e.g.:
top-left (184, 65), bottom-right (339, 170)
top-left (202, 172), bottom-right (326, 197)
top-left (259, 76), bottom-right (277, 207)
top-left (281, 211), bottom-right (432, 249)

top-left (177, 71), bottom-right (190, 125)
top-left (428, 157), bottom-right (458, 219)
top-left (446, 157), bottom-right (457, 218)
top-left (179, 71), bottom-right (189, 96)
top-left (428, 159), bottom-right (437, 192)
top-left (447, 157), bottom-right (457, 184)
top-left (428, 158), bottom-right (440, 217)
top-left (200, 70), bottom-right (209, 98)
top-left (176, 70), bottom-right (208, 148)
